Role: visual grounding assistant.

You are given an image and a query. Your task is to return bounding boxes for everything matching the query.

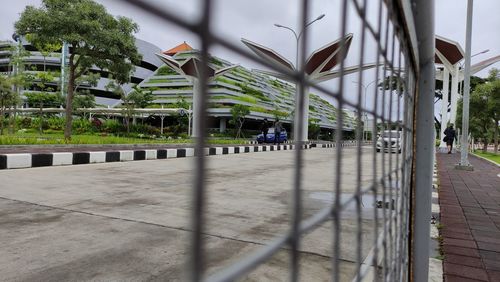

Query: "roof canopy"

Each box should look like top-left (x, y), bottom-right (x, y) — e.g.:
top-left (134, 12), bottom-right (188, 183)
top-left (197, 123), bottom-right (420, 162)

top-left (435, 35), bottom-right (464, 66)
top-left (163, 42), bottom-right (193, 56)
top-left (241, 33), bottom-right (353, 80)
top-left (305, 33), bottom-right (353, 76)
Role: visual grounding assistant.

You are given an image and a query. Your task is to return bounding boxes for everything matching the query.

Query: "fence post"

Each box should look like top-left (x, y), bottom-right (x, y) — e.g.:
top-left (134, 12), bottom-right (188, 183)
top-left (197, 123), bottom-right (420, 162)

top-left (411, 0), bottom-right (435, 281)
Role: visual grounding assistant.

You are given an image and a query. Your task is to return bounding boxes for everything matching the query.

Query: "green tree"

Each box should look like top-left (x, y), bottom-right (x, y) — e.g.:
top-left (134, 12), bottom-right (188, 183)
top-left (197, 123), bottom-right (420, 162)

top-left (15, 0), bottom-right (142, 140)
top-left (484, 69), bottom-right (500, 153)
top-left (308, 118), bottom-right (321, 140)
top-left (0, 76), bottom-right (20, 135)
top-left (456, 69), bottom-right (500, 153)
top-left (230, 104), bottom-right (250, 138)
top-left (378, 75), bottom-right (405, 95)
top-left (120, 86), bottom-right (154, 133)
top-left (25, 71), bottom-right (62, 133)
top-left (173, 96), bottom-right (190, 135)
top-left (26, 34), bottom-right (61, 72)
top-left (73, 93), bottom-right (96, 110)
top-left (71, 72), bottom-right (100, 118)
top-left (7, 42), bottom-right (31, 133)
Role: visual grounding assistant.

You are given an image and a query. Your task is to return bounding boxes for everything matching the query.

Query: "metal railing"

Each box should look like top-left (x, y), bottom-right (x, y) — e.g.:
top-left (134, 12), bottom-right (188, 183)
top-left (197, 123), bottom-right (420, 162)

top-left (122, 0), bottom-right (434, 281)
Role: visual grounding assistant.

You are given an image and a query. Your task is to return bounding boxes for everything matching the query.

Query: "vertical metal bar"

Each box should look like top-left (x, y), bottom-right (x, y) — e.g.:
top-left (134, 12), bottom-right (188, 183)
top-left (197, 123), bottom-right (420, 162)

top-left (354, 0), bottom-right (369, 279)
top-left (371, 1), bottom-right (384, 277)
top-left (332, 0), bottom-right (349, 281)
top-left (387, 26), bottom-right (395, 281)
top-left (190, 0), bottom-right (213, 280)
top-left (459, 0), bottom-right (473, 168)
top-left (289, 0), bottom-right (309, 280)
top-left (394, 46), bottom-right (403, 280)
top-left (402, 63), bottom-right (414, 280)
top-left (411, 0), bottom-right (435, 280)
top-left (406, 65), bottom-right (414, 280)
top-left (380, 10), bottom-right (391, 280)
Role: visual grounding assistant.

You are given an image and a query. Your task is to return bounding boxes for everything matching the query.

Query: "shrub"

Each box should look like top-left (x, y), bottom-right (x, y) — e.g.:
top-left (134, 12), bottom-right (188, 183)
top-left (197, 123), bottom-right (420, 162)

top-left (129, 124), bottom-right (160, 135)
top-left (20, 117), bottom-right (32, 129)
top-left (72, 118), bottom-right (94, 134)
top-left (102, 119), bottom-right (125, 134)
top-left (157, 66), bottom-right (178, 75)
top-left (46, 117), bottom-right (65, 130)
top-left (31, 117), bottom-right (50, 130)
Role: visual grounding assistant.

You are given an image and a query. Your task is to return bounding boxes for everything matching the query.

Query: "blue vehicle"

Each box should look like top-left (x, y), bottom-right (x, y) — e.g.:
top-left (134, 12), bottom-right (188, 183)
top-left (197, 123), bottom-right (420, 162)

top-left (257, 128), bottom-right (288, 143)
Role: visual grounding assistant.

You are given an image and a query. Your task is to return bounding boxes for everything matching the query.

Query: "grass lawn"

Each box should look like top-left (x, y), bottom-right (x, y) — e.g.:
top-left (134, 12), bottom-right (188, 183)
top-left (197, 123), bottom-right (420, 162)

top-left (472, 150), bottom-right (500, 165)
top-left (0, 132), bottom-right (253, 146)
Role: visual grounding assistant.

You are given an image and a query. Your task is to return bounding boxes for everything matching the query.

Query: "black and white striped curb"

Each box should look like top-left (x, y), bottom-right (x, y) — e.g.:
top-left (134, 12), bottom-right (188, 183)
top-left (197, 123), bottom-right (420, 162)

top-left (0, 144), bottom-right (311, 170)
top-left (312, 141), bottom-right (373, 148)
top-left (247, 140), bottom-right (294, 145)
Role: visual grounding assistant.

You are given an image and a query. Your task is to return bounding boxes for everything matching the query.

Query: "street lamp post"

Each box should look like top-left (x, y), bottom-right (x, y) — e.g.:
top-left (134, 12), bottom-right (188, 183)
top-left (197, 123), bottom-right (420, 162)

top-left (274, 14), bottom-right (325, 141)
top-left (352, 80), bottom-right (378, 141)
top-left (457, 0), bottom-right (474, 170)
top-left (274, 14), bottom-right (325, 68)
top-left (458, 49), bottom-right (489, 96)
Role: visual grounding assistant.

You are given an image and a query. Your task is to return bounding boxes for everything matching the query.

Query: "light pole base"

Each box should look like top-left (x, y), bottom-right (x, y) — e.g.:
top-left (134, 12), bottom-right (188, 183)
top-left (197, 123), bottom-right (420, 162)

top-left (455, 164), bottom-right (474, 171)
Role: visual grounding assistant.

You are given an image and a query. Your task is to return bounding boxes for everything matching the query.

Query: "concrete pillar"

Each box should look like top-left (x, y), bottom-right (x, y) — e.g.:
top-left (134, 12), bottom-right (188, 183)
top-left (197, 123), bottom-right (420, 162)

top-left (301, 86), bottom-right (310, 142)
top-left (439, 67), bottom-right (450, 148)
top-left (219, 118), bottom-right (226, 133)
top-left (192, 78), bottom-right (201, 138)
top-left (450, 64), bottom-right (460, 125)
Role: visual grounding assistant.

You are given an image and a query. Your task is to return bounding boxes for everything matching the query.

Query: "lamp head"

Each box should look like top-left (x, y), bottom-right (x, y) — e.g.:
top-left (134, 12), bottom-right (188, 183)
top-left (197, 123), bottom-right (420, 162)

top-left (316, 14), bottom-right (325, 20)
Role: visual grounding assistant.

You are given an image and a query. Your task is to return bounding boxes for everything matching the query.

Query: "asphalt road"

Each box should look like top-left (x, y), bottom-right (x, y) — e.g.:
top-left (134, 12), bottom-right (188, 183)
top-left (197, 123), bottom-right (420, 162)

top-left (0, 147), bottom-right (399, 281)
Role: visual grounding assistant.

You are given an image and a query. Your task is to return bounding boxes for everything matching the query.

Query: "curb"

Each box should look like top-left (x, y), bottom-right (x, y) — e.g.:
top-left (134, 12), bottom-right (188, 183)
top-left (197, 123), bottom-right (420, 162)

top-left (429, 158), bottom-right (443, 281)
top-left (0, 144), bottom-right (311, 170)
top-left (470, 152), bottom-right (500, 167)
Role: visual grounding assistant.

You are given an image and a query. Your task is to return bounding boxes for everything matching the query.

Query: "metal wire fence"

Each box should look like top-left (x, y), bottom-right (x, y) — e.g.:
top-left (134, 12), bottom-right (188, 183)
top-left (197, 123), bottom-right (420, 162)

top-left (122, 0), bottom-right (432, 281)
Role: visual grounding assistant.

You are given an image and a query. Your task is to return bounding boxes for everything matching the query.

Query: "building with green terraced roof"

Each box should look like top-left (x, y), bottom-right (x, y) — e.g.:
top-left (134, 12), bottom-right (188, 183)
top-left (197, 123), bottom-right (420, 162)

top-left (138, 43), bottom-right (357, 136)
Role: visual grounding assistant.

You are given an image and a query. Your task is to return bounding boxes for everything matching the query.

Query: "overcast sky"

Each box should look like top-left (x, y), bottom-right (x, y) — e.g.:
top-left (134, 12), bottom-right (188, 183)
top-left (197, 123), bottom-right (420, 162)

top-left (1, 0), bottom-right (499, 116)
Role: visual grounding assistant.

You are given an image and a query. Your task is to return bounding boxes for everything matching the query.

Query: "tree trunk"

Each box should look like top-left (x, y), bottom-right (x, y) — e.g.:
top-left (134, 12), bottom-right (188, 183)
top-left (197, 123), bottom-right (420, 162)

top-left (0, 105), bottom-right (4, 135)
top-left (64, 57), bottom-right (76, 141)
top-left (126, 108), bottom-right (132, 134)
top-left (482, 139), bottom-right (488, 153)
top-left (9, 86), bottom-right (17, 134)
top-left (39, 103), bottom-right (43, 134)
top-left (494, 118), bottom-right (499, 154)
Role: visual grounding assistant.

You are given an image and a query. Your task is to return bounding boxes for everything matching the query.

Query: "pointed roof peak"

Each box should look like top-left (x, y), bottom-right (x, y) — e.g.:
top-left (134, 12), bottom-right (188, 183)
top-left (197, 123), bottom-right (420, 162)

top-left (163, 42), bottom-right (193, 56)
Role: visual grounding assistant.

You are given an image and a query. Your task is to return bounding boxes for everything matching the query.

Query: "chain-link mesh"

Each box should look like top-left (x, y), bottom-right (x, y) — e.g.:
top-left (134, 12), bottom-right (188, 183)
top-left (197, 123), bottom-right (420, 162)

top-left (122, 0), bottom-right (421, 281)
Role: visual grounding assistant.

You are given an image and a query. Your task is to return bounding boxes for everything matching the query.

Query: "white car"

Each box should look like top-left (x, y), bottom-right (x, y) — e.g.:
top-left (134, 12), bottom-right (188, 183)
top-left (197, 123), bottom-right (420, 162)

top-left (376, 130), bottom-right (402, 153)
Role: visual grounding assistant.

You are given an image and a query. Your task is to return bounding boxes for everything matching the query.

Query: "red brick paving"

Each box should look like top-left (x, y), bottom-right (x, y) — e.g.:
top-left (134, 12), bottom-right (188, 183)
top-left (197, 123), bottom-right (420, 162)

top-left (437, 153), bottom-right (500, 282)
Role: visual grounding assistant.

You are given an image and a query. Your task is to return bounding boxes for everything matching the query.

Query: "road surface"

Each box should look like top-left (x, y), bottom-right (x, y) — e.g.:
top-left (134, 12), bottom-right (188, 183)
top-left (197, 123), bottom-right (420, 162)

top-left (0, 147), bottom-right (400, 281)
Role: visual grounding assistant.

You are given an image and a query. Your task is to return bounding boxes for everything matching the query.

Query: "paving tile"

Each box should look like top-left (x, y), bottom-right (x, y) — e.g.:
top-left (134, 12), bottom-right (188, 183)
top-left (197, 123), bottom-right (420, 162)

top-left (442, 231), bottom-right (474, 241)
top-left (487, 270), bottom-right (500, 282)
top-left (438, 153), bottom-right (500, 281)
top-left (443, 226), bottom-right (473, 235)
top-left (443, 238), bottom-right (477, 249)
top-left (443, 262), bottom-right (489, 281)
top-left (444, 254), bottom-right (483, 268)
top-left (444, 274), bottom-right (487, 282)
top-left (442, 245), bottom-right (480, 258)
top-left (469, 224), bottom-right (500, 232)
top-left (474, 236), bottom-right (500, 245)
top-left (477, 242), bottom-right (500, 253)
top-left (472, 230), bottom-right (500, 239)
top-left (483, 259), bottom-right (500, 271)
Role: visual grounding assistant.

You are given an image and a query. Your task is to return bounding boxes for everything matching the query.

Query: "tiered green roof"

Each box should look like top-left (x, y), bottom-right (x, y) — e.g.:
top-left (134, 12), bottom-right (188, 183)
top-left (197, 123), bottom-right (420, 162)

top-left (139, 50), bottom-right (356, 130)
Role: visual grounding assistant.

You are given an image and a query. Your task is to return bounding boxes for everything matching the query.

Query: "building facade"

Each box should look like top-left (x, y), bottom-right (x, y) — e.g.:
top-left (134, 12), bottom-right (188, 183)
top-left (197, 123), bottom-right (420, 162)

top-left (0, 39), bottom-right (356, 134)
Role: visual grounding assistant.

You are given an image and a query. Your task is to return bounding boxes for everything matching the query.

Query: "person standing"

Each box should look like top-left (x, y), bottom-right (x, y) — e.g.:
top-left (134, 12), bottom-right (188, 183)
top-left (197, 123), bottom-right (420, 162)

top-left (274, 119), bottom-right (283, 145)
top-left (260, 118), bottom-right (269, 143)
top-left (444, 124), bottom-right (457, 154)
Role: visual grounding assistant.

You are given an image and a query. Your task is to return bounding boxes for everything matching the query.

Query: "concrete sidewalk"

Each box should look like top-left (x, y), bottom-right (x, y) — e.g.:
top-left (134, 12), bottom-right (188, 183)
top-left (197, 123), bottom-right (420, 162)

top-left (436, 152), bottom-right (500, 281)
